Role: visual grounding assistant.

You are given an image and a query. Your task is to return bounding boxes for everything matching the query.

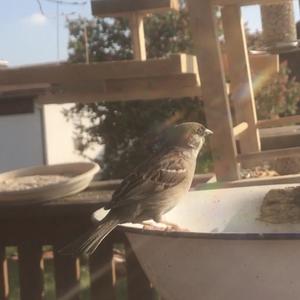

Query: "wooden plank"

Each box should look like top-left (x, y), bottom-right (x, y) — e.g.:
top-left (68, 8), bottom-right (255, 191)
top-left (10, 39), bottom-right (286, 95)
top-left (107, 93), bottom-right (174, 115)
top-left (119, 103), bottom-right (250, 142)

top-left (257, 115), bottom-right (300, 128)
top-left (18, 243), bottom-right (44, 300)
top-left (212, 0), bottom-right (286, 7)
top-left (125, 236), bottom-right (154, 300)
top-left (260, 125), bottom-right (300, 138)
top-left (130, 13), bottom-right (147, 60)
top-left (0, 55), bottom-right (195, 85)
top-left (0, 247), bottom-right (9, 300)
top-left (0, 83), bottom-right (50, 94)
top-left (89, 234), bottom-right (115, 300)
top-left (222, 5), bottom-right (260, 156)
top-left (37, 74), bottom-right (200, 104)
top-left (180, 53), bottom-right (200, 84)
top-left (233, 122), bottom-right (248, 138)
top-left (237, 146), bottom-right (300, 165)
top-left (92, 0), bottom-right (179, 17)
top-left (38, 86), bottom-right (201, 104)
top-left (53, 247), bottom-right (81, 300)
top-left (187, 0), bottom-right (239, 181)
top-left (0, 52), bottom-right (276, 104)
top-left (106, 73), bottom-right (198, 92)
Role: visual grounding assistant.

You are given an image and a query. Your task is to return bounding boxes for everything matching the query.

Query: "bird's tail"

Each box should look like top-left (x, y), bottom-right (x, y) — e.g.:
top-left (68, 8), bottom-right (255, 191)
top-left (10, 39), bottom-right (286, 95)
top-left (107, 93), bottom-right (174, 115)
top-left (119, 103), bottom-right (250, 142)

top-left (60, 217), bottom-right (119, 256)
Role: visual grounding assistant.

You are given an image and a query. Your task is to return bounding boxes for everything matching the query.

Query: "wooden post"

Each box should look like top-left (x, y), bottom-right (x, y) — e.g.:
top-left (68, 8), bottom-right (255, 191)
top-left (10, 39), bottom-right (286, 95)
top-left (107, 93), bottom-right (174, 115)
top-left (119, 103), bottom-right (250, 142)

top-left (18, 243), bottom-right (44, 300)
top-left (83, 21), bottom-right (90, 64)
top-left (222, 5), bottom-right (261, 158)
top-left (0, 247), bottom-right (9, 300)
top-left (129, 13), bottom-right (147, 60)
top-left (89, 234), bottom-right (115, 300)
top-left (53, 247), bottom-right (81, 300)
top-left (187, 0), bottom-right (239, 181)
top-left (233, 122), bottom-right (248, 138)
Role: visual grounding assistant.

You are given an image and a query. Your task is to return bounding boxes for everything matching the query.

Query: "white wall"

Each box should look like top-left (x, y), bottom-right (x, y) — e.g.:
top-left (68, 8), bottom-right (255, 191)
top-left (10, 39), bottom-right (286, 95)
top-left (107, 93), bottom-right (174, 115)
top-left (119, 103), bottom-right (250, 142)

top-left (0, 103), bottom-right (102, 173)
top-left (0, 106), bottom-right (44, 172)
top-left (42, 104), bottom-right (87, 164)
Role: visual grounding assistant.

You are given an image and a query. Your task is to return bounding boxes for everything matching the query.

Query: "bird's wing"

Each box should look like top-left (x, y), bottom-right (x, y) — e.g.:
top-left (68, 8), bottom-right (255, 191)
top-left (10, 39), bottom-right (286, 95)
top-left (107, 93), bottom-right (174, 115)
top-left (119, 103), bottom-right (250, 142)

top-left (105, 150), bottom-right (188, 210)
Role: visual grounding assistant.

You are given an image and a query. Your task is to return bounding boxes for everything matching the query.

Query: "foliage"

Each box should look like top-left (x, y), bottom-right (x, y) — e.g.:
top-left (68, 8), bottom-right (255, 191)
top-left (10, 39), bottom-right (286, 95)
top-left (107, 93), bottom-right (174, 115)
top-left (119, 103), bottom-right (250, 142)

top-left (244, 23), bottom-right (264, 49)
top-left (66, 9), bottom-right (211, 180)
top-left (67, 9), bottom-right (192, 62)
top-left (144, 8), bottom-right (193, 58)
top-left (68, 17), bottom-right (132, 63)
top-left (68, 99), bottom-right (208, 179)
top-left (255, 62), bottom-right (300, 120)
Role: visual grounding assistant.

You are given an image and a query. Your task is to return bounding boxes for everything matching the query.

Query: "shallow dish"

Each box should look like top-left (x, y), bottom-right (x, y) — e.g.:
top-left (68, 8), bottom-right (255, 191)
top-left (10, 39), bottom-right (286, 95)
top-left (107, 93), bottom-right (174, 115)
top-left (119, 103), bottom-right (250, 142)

top-left (0, 162), bottom-right (100, 204)
top-left (118, 184), bottom-right (300, 300)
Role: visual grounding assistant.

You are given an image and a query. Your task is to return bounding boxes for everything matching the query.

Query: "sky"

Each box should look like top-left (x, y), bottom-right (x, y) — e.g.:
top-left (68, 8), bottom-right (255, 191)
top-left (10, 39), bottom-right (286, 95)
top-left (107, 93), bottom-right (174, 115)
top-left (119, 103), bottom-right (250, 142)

top-left (0, 1), bottom-right (299, 67)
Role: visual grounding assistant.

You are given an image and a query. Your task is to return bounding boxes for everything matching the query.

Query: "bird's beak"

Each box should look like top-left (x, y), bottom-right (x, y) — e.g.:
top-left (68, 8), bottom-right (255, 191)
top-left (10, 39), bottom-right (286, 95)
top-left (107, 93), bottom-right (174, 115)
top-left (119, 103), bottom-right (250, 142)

top-left (204, 128), bottom-right (213, 136)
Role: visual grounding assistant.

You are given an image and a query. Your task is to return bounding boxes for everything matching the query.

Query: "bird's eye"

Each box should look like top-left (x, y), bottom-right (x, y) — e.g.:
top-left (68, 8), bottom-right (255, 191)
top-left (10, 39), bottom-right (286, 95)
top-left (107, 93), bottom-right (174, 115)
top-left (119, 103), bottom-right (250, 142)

top-left (197, 128), bottom-right (203, 135)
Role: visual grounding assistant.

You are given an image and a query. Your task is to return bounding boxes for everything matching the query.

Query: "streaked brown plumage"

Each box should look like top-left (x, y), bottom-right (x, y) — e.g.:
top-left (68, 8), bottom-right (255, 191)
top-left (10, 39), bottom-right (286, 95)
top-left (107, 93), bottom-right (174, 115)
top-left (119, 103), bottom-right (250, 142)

top-left (60, 122), bottom-right (212, 255)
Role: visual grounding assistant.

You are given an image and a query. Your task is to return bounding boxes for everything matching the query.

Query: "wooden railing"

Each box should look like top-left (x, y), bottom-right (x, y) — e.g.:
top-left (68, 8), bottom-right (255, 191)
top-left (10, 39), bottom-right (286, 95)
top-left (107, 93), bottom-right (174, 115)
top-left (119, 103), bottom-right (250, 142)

top-left (257, 115), bottom-right (300, 129)
top-left (0, 181), bottom-right (155, 300)
top-left (0, 175), bottom-right (213, 300)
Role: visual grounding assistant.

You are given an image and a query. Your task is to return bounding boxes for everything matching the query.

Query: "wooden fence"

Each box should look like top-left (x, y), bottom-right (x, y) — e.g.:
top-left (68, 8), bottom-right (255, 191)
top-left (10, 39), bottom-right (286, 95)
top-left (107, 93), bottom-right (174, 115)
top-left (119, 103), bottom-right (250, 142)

top-left (0, 182), bottom-right (155, 300)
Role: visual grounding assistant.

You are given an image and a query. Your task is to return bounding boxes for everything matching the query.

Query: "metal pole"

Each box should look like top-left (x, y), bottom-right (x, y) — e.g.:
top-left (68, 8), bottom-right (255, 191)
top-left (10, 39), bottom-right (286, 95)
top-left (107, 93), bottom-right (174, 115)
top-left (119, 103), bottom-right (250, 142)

top-left (56, 2), bottom-right (60, 61)
top-left (83, 21), bottom-right (90, 64)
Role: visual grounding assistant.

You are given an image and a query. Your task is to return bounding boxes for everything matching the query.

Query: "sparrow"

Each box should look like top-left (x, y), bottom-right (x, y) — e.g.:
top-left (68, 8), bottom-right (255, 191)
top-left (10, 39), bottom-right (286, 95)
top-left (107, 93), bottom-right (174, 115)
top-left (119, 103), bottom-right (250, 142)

top-left (61, 122), bottom-right (212, 256)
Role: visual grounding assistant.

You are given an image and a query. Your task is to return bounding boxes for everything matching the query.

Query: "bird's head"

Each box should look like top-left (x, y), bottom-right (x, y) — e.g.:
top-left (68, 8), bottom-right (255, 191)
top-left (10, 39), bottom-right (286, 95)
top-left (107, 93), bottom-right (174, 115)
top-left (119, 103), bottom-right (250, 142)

top-left (168, 122), bottom-right (213, 152)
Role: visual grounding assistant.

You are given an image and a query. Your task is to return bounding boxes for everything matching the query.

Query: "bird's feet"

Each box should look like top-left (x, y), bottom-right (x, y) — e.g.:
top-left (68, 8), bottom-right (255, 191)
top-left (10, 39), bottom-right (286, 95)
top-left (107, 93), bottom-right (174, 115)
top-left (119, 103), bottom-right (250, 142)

top-left (142, 220), bottom-right (189, 232)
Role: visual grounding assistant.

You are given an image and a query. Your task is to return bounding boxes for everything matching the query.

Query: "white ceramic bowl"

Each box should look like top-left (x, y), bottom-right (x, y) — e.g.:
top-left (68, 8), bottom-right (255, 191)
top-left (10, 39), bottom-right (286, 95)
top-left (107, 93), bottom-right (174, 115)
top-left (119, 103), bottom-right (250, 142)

top-left (122, 184), bottom-right (300, 300)
top-left (0, 162), bottom-right (100, 204)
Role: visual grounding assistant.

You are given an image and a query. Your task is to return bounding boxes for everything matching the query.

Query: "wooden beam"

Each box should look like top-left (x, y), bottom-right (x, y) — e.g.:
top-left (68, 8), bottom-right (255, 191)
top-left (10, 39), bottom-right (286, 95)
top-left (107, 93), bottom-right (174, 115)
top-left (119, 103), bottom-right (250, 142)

top-left (91, 0), bottom-right (179, 17)
top-left (130, 13), bottom-right (147, 60)
top-left (212, 0), bottom-right (286, 7)
top-left (259, 125), bottom-right (300, 138)
top-left (0, 53), bottom-right (277, 104)
top-left (18, 243), bottom-right (44, 300)
top-left (187, 0), bottom-right (239, 181)
top-left (37, 74), bottom-right (200, 104)
top-left (233, 122), bottom-right (248, 138)
top-left (53, 248), bottom-right (81, 300)
top-left (37, 86), bottom-right (201, 104)
top-left (237, 146), bottom-right (300, 165)
top-left (180, 54), bottom-right (200, 84)
top-left (0, 55), bottom-right (200, 104)
top-left (89, 235), bottom-right (115, 300)
top-left (0, 247), bottom-right (9, 300)
top-left (0, 83), bottom-right (50, 94)
top-left (0, 54), bottom-right (196, 85)
top-left (222, 5), bottom-right (260, 156)
top-left (106, 73), bottom-right (197, 92)
top-left (38, 86), bottom-right (201, 104)
top-left (257, 115), bottom-right (300, 128)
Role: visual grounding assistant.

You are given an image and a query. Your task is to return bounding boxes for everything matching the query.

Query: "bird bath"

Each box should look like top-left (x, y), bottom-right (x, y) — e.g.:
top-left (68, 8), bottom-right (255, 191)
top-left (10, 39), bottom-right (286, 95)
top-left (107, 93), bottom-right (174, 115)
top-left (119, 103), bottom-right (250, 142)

top-left (120, 183), bottom-right (300, 300)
